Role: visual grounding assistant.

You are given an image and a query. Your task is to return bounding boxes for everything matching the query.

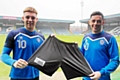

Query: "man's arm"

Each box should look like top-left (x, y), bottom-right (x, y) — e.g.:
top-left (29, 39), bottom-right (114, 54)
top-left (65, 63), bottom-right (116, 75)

top-left (1, 47), bottom-right (16, 66)
top-left (100, 37), bottom-right (119, 75)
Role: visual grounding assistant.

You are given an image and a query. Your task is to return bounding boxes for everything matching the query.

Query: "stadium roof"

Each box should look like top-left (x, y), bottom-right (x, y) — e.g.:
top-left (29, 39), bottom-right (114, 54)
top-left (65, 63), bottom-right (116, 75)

top-left (79, 13), bottom-right (120, 24)
top-left (0, 15), bottom-right (75, 24)
top-left (38, 18), bottom-right (75, 23)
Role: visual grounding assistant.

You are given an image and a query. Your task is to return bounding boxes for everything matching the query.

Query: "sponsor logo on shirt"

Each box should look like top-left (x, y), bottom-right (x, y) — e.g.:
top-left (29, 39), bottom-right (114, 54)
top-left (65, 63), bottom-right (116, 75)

top-left (19, 36), bottom-right (23, 39)
top-left (84, 40), bottom-right (89, 50)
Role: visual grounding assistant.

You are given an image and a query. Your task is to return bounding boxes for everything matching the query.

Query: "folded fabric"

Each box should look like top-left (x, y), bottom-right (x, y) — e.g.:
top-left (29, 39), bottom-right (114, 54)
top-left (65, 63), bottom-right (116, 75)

top-left (27, 35), bottom-right (93, 80)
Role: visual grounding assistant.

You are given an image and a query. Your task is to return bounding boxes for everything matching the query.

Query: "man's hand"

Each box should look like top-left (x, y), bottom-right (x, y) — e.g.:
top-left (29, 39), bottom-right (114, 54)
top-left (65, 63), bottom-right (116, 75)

top-left (50, 34), bottom-right (56, 37)
top-left (89, 71), bottom-right (101, 80)
top-left (13, 59), bottom-right (28, 69)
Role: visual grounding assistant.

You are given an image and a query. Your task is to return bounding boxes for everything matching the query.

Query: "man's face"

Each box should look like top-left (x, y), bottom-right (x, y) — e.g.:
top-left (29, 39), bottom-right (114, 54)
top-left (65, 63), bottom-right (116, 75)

top-left (88, 15), bottom-right (104, 34)
top-left (22, 12), bottom-right (38, 32)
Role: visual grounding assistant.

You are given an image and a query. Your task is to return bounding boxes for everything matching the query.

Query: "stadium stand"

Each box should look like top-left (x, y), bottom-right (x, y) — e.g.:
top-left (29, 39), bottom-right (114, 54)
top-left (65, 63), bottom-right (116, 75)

top-left (37, 26), bottom-right (54, 34)
top-left (0, 15), bottom-right (75, 35)
top-left (53, 27), bottom-right (71, 35)
top-left (110, 26), bottom-right (120, 35)
top-left (80, 13), bottom-right (120, 34)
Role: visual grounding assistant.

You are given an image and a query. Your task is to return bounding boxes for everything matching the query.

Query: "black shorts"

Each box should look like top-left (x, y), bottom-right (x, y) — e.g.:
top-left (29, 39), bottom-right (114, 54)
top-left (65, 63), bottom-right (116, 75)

top-left (10, 76), bottom-right (39, 80)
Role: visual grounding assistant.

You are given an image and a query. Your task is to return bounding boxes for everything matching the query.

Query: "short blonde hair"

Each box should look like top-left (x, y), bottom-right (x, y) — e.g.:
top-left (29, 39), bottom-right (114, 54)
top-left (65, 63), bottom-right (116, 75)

top-left (23, 7), bottom-right (38, 15)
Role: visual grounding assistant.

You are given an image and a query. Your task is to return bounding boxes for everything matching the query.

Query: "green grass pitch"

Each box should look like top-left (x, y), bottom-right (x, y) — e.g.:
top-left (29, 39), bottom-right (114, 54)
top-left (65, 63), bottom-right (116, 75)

top-left (0, 34), bottom-right (120, 80)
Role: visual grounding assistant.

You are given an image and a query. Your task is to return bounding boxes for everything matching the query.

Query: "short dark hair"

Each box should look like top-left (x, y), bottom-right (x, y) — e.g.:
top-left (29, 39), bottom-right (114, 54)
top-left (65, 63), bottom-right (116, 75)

top-left (90, 11), bottom-right (104, 19)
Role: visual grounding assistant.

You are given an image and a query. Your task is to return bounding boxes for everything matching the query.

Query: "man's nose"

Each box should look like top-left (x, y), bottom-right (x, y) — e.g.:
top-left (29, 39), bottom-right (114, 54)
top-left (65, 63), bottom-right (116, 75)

top-left (28, 18), bottom-right (33, 21)
top-left (94, 21), bottom-right (98, 24)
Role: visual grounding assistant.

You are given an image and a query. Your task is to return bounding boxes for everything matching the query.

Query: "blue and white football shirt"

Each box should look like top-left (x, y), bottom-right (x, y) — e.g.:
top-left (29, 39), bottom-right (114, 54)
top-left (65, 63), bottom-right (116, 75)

top-left (80, 31), bottom-right (119, 80)
top-left (1, 27), bottom-right (45, 79)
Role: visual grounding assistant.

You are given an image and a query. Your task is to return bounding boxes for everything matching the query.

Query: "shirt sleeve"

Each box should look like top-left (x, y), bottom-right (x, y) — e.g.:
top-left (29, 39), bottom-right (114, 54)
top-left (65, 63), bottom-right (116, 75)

top-left (79, 38), bottom-right (85, 55)
top-left (1, 47), bottom-right (16, 66)
top-left (100, 36), bottom-right (120, 75)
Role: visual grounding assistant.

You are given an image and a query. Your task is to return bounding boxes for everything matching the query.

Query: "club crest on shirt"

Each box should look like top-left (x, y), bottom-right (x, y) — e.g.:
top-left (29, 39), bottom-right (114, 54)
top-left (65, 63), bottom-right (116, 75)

top-left (100, 40), bottom-right (105, 45)
top-left (37, 38), bottom-right (41, 43)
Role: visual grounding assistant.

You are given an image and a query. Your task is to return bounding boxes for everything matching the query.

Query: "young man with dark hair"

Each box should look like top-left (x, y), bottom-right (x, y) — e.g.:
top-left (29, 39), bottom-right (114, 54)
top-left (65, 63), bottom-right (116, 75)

top-left (80, 11), bottom-right (119, 80)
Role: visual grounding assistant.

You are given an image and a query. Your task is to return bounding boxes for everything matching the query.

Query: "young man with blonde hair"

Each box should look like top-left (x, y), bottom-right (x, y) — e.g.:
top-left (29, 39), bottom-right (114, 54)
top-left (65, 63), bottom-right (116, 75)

top-left (1, 7), bottom-right (45, 80)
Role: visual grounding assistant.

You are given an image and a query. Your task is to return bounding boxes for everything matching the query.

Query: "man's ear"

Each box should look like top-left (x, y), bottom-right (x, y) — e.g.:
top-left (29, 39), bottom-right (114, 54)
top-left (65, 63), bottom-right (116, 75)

top-left (36, 18), bottom-right (38, 21)
top-left (22, 16), bottom-right (24, 21)
top-left (88, 21), bottom-right (89, 24)
top-left (102, 20), bottom-right (104, 25)
top-left (88, 21), bottom-right (90, 26)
